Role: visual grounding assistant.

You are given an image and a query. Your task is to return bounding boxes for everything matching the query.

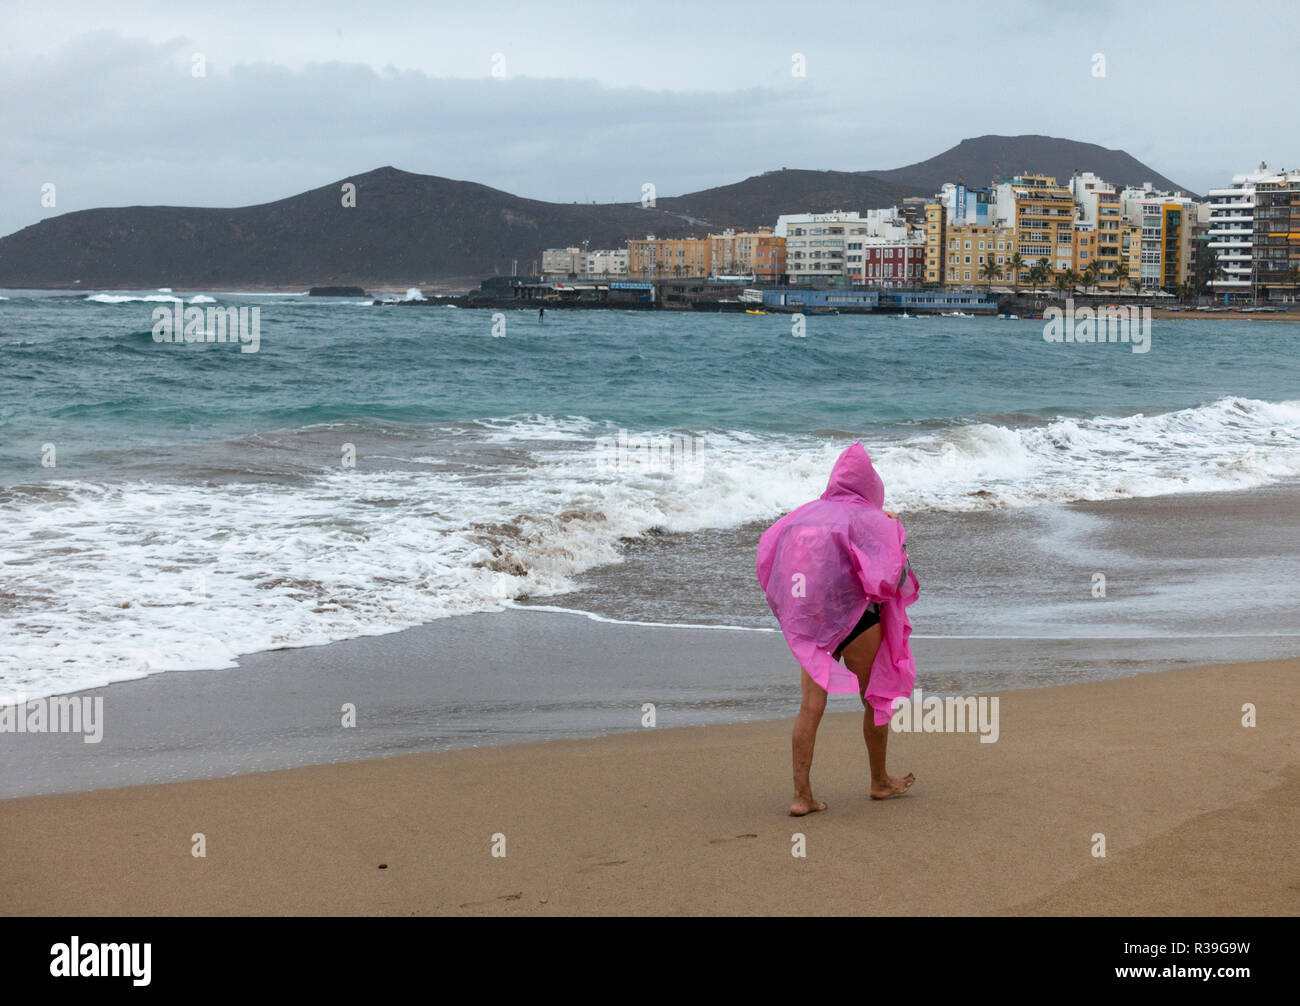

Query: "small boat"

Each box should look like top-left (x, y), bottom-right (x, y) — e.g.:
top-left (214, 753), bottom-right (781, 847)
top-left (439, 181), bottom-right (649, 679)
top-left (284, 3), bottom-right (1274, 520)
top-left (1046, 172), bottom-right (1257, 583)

top-left (998, 313), bottom-right (1019, 319)
top-left (745, 309), bottom-right (767, 315)
top-left (799, 307), bottom-right (839, 316)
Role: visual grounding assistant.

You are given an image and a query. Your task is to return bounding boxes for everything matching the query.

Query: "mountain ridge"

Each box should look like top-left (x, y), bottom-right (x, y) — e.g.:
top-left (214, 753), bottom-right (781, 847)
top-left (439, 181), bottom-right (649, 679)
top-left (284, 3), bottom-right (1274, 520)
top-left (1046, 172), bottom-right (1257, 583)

top-left (0, 136), bottom-right (1193, 287)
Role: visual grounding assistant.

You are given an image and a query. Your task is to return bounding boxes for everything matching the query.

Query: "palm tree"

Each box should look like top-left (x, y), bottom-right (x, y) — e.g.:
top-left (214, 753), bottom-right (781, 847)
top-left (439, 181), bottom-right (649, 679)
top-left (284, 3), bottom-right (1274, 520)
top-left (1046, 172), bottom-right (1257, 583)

top-left (1082, 262), bottom-right (1100, 294)
top-left (1028, 258), bottom-right (1050, 297)
top-left (1114, 262), bottom-right (1130, 293)
top-left (1007, 253), bottom-right (1025, 295)
top-left (1062, 268), bottom-right (1082, 295)
top-left (1287, 265), bottom-right (1300, 302)
top-left (980, 259), bottom-right (1003, 291)
top-left (1130, 278), bottom-right (1142, 296)
top-left (1054, 274), bottom-right (1070, 296)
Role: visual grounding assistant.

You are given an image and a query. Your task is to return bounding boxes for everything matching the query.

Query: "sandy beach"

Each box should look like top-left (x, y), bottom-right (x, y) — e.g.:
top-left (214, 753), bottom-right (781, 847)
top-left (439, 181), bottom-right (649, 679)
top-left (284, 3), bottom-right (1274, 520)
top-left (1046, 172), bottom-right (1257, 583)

top-left (2, 653), bottom-right (1294, 916)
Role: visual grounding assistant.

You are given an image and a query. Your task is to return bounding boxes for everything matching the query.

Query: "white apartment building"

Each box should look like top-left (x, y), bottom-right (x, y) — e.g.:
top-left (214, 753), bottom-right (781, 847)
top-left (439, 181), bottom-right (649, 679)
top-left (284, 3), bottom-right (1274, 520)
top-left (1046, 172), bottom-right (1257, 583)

top-left (541, 247), bottom-right (581, 275)
top-left (540, 247), bottom-right (628, 279)
top-left (776, 209), bottom-right (914, 284)
top-left (580, 248), bottom-right (629, 278)
top-left (1069, 172), bottom-right (1114, 227)
top-left (1204, 165), bottom-right (1300, 298)
top-left (1120, 183), bottom-right (1198, 291)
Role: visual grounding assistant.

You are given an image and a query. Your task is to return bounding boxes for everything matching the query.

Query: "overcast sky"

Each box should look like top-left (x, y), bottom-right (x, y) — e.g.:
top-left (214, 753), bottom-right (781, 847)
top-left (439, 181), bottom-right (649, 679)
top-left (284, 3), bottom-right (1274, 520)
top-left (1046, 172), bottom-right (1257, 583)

top-left (3, 0), bottom-right (1298, 238)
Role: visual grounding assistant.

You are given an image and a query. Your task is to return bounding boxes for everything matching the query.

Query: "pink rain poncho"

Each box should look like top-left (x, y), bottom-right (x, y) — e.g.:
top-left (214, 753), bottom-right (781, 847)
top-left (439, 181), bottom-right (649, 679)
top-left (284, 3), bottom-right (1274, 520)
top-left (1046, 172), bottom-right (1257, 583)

top-left (756, 442), bottom-right (920, 725)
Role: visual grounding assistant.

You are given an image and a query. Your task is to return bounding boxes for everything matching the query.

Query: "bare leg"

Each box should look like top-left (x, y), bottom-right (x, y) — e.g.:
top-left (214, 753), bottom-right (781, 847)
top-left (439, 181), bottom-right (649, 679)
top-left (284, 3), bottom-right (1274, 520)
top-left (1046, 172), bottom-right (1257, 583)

top-left (790, 668), bottom-right (828, 816)
top-left (841, 624), bottom-right (915, 800)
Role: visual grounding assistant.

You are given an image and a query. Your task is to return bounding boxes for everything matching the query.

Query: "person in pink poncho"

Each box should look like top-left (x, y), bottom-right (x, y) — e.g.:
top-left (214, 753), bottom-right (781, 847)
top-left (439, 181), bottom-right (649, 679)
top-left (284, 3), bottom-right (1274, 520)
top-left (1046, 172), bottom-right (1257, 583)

top-left (756, 442), bottom-right (920, 816)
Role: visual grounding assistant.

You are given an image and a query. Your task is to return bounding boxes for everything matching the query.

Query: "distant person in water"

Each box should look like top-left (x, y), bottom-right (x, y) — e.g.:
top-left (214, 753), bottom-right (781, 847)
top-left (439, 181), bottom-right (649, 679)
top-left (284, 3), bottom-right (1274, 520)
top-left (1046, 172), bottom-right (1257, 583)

top-left (756, 442), bottom-right (921, 816)
top-left (538, 307), bottom-right (545, 322)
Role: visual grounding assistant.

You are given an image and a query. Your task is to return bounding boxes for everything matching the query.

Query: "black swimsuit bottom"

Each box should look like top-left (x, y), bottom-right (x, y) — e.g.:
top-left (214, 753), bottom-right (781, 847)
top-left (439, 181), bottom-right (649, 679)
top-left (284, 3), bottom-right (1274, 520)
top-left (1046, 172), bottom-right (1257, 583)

top-left (833, 603), bottom-right (881, 659)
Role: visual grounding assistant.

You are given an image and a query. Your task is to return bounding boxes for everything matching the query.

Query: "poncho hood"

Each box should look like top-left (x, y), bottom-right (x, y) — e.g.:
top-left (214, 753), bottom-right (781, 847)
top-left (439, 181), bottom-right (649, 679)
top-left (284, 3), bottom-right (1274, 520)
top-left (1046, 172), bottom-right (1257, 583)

top-left (821, 441), bottom-right (885, 509)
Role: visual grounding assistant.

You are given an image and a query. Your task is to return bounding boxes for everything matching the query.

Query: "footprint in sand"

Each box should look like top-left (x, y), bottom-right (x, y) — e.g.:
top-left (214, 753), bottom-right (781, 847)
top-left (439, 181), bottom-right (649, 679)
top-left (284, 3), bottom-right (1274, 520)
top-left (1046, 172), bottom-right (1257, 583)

top-left (576, 858), bottom-right (629, 874)
top-left (708, 833), bottom-right (759, 845)
top-left (458, 891), bottom-right (524, 908)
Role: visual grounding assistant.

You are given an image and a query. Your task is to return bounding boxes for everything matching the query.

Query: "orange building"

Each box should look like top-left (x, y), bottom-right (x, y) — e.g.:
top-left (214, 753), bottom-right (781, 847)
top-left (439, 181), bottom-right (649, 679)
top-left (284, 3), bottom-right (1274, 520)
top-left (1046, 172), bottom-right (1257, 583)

top-left (1072, 226), bottom-right (1099, 280)
top-left (628, 236), bottom-right (711, 279)
top-left (752, 233), bottom-right (786, 281)
top-left (707, 228), bottom-right (786, 279)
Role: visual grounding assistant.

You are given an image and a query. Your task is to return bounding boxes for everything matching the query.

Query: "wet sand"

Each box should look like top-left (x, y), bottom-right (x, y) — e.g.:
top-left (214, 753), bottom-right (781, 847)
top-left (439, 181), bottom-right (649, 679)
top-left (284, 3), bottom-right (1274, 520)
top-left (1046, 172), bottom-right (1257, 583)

top-left (1, 656), bottom-right (1294, 916)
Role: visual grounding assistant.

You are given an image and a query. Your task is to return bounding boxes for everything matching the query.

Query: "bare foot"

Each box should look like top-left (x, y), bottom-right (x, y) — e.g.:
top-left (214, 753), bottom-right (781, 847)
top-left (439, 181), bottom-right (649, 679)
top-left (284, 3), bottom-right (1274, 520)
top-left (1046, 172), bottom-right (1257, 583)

top-left (789, 796), bottom-right (828, 817)
top-left (869, 772), bottom-right (915, 800)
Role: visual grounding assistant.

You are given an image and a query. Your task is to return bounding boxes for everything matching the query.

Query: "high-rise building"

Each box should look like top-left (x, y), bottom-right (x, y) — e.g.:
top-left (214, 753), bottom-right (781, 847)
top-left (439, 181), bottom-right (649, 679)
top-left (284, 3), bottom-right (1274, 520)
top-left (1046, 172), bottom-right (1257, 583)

top-left (1119, 221), bottom-right (1143, 291)
top-left (1204, 165), bottom-right (1300, 301)
top-left (1252, 171), bottom-right (1300, 302)
top-left (1206, 169), bottom-right (1266, 299)
top-left (923, 203), bottom-right (945, 285)
top-left (993, 175), bottom-right (1076, 281)
top-left (1120, 184), bottom-right (1198, 292)
top-left (1070, 172), bottom-right (1124, 288)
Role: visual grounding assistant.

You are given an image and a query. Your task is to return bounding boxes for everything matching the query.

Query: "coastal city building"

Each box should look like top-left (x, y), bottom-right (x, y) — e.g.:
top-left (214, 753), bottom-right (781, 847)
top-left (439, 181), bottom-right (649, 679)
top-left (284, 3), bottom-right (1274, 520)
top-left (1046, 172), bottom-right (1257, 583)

top-left (859, 239), bottom-right (926, 287)
top-left (1120, 220), bottom-right (1143, 289)
top-left (628, 236), bottom-right (711, 279)
top-left (541, 246), bottom-right (628, 279)
top-left (939, 183), bottom-right (995, 226)
top-left (581, 248), bottom-right (629, 278)
top-left (1072, 225), bottom-right (1099, 280)
top-left (751, 232), bottom-right (787, 282)
top-left (993, 174), bottom-right (1077, 280)
top-left (1205, 173), bottom-right (1259, 300)
top-left (707, 228), bottom-right (786, 280)
top-left (944, 224), bottom-right (1016, 287)
top-left (1211, 165), bottom-right (1300, 302)
top-left (923, 203), bottom-right (945, 284)
top-left (1120, 184), bottom-right (1198, 292)
top-left (1253, 170), bottom-right (1300, 301)
top-left (775, 209), bottom-right (917, 285)
top-left (540, 247), bottom-right (582, 276)
top-left (1070, 172), bottom-right (1124, 287)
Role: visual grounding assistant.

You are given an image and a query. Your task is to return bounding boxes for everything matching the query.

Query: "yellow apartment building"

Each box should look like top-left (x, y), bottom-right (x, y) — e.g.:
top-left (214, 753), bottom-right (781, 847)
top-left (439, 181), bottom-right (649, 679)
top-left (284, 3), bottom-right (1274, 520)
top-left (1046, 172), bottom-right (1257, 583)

top-left (996, 174), bottom-right (1076, 282)
top-left (628, 237), bottom-right (711, 279)
top-left (1072, 226), bottom-right (1099, 280)
top-left (944, 224), bottom-right (1017, 287)
top-left (924, 203), bottom-right (945, 284)
top-left (708, 228), bottom-right (784, 277)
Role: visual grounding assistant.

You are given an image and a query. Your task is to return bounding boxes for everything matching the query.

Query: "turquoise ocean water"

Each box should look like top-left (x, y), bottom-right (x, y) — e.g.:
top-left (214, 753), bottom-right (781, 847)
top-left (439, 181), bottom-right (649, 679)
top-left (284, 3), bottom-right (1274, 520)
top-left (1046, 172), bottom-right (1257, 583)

top-left (2, 289), bottom-right (1298, 698)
